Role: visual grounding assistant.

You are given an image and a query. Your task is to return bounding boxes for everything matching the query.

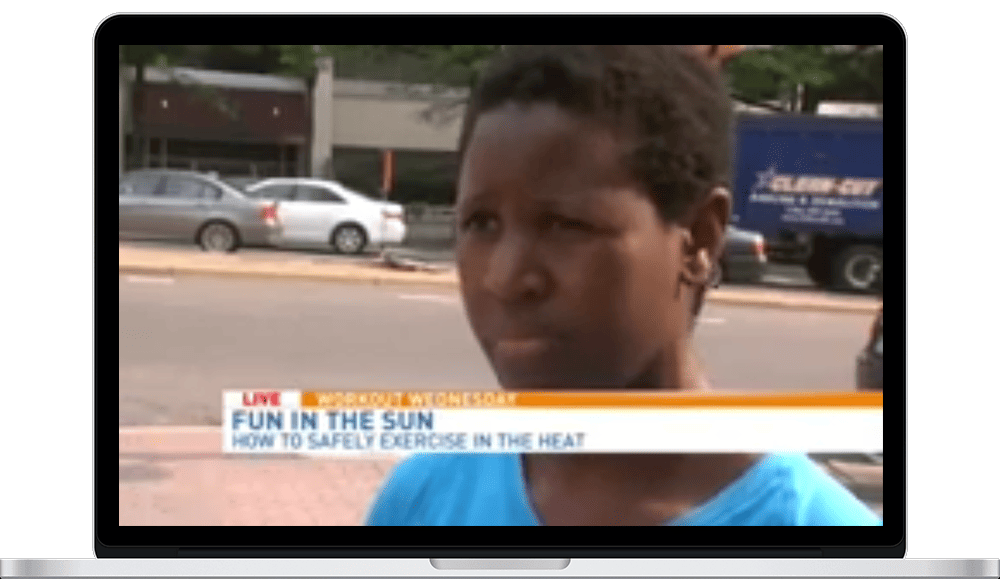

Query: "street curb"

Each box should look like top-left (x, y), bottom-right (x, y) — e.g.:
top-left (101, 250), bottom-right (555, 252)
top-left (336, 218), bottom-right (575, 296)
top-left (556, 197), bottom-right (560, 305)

top-left (704, 292), bottom-right (879, 315)
top-left (119, 257), bottom-right (880, 315)
top-left (119, 263), bottom-right (458, 289)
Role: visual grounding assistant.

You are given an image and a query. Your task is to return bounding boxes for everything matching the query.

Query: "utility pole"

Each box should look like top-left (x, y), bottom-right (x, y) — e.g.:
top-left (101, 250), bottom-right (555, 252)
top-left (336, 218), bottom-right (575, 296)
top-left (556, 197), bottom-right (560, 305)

top-left (311, 54), bottom-right (335, 179)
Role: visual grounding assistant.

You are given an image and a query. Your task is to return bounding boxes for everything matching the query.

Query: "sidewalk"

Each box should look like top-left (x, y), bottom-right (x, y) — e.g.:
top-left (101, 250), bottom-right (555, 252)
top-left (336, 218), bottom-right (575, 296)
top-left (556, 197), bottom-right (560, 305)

top-left (119, 429), bottom-right (883, 525)
top-left (119, 245), bottom-right (881, 315)
top-left (119, 428), bottom-right (397, 526)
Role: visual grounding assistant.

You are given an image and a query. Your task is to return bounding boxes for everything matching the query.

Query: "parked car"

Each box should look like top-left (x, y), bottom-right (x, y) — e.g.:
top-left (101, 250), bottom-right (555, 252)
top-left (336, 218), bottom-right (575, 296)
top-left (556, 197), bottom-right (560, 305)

top-left (119, 169), bottom-right (281, 252)
top-left (244, 178), bottom-right (406, 254)
top-left (856, 305), bottom-right (883, 391)
top-left (711, 226), bottom-right (768, 286)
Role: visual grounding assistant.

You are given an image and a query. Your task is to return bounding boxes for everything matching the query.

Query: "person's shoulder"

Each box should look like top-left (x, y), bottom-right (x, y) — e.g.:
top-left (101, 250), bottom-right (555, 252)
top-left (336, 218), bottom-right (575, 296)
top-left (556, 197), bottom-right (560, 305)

top-left (390, 452), bottom-right (506, 480)
top-left (364, 453), bottom-right (515, 525)
top-left (762, 454), bottom-right (883, 526)
top-left (374, 453), bottom-right (482, 500)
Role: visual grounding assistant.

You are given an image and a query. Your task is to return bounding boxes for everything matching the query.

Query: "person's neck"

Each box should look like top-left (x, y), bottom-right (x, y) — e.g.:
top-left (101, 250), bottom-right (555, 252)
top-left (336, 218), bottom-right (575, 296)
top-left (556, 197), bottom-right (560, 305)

top-left (521, 346), bottom-right (758, 522)
top-left (623, 342), bottom-right (709, 391)
top-left (522, 452), bottom-right (762, 525)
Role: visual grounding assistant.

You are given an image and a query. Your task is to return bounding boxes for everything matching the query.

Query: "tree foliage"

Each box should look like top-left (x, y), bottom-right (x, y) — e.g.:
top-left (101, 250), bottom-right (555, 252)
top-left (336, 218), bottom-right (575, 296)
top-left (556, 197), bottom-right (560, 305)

top-left (123, 45), bottom-right (882, 109)
top-left (269, 45), bottom-right (501, 87)
top-left (727, 45), bottom-right (882, 112)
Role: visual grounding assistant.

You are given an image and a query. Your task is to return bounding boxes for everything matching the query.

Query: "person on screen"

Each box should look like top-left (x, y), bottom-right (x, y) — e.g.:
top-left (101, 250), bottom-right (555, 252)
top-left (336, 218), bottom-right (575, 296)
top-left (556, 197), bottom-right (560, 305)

top-left (365, 45), bottom-right (882, 526)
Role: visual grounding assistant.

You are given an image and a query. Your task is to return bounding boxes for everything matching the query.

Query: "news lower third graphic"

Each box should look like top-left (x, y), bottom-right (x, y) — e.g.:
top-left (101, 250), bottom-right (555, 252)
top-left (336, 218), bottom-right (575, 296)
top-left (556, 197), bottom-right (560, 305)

top-left (223, 391), bottom-right (884, 456)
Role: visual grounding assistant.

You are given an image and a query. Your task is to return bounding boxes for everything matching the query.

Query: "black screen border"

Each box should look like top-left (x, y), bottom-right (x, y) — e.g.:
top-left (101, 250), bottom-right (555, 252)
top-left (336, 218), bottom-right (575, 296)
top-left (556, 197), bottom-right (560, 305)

top-left (101, 13), bottom-right (903, 558)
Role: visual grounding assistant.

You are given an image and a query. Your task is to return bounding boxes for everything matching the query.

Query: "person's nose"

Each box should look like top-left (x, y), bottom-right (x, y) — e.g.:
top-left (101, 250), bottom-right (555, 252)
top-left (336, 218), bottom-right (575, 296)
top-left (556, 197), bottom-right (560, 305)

top-left (482, 231), bottom-right (550, 304)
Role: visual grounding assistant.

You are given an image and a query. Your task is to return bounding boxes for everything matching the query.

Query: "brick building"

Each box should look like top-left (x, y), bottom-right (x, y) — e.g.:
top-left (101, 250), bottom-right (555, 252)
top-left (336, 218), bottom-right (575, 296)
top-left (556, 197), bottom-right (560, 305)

top-left (118, 56), bottom-right (785, 205)
top-left (121, 66), bottom-right (310, 178)
top-left (119, 58), bottom-right (466, 204)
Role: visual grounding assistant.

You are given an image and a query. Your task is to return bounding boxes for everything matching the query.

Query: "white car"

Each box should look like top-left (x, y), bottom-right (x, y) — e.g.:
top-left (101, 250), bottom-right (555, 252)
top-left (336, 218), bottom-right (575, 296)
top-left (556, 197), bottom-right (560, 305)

top-left (244, 178), bottom-right (406, 254)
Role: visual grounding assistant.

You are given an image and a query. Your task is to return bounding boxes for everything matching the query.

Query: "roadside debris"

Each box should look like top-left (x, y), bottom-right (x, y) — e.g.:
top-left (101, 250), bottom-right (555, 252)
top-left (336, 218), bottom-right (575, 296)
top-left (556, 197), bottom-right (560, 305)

top-left (371, 249), bottom-right (451, 273)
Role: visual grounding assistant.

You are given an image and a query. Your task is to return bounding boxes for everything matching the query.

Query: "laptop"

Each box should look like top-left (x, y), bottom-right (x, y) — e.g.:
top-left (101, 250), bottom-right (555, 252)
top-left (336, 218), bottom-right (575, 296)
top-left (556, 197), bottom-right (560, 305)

top-left (5, 17), bottom-right (998, 579)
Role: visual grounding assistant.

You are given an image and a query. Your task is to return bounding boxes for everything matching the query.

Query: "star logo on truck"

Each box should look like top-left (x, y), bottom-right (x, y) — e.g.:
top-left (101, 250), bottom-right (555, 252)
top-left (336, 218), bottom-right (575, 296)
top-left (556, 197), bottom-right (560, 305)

top-left (751, 166), bottom-right (780, 196)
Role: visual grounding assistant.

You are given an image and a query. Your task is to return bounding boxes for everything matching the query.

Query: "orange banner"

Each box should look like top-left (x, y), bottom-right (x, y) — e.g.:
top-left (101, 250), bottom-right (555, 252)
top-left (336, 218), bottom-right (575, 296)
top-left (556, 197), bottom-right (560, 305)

top-left (300, 391), bottom-right (882, 409)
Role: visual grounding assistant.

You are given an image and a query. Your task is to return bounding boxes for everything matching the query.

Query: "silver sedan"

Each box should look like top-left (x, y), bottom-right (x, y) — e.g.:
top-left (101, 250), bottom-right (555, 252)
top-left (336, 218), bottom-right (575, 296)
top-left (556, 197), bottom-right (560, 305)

top-left (119, 169), bottom-right (282, 252)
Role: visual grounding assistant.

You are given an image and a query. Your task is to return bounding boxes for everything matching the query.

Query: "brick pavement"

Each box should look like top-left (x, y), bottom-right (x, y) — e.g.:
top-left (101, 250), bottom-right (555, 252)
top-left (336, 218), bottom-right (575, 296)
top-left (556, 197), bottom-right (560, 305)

top-left (119, 429), bottom-right (398, 526)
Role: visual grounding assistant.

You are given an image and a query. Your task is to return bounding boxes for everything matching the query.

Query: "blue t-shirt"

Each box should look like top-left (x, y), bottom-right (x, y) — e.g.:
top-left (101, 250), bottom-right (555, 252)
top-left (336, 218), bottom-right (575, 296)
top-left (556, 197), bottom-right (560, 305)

top-left (365, 453), bottom-right (882, 526)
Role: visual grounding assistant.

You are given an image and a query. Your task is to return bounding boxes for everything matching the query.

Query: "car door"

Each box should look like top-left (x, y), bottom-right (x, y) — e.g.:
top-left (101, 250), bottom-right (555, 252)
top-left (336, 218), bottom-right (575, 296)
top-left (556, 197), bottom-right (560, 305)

top-left (283, 184), bottom-right (351, 245)
top-left (120, 173), bottom-right (167, 238)
top-left (144, 175), bottom-right (213, 241)
top-left (193, 181), bottom-right (231, 235)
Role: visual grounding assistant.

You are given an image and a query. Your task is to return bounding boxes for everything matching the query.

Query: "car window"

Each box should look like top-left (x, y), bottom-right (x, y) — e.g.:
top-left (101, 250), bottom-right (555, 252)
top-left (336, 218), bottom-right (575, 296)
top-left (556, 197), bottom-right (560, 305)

top-left (251, 183), bottom-right (295, 200)
top-left (297, 186), bottom-right (345, 203)
top-left (203, 183), bottom-right (225, 201)
top-left (163, 177), bottom-right (207, 199)
top-left (120, 174), bottom-right (162, 197)
top-left (346, 187), bottom-right (380, 201)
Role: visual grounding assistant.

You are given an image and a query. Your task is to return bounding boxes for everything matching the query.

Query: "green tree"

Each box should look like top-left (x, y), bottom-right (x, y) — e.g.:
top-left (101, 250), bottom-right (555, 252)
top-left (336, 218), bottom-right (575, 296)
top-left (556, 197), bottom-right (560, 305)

top-left (183, 45), bottom-right (284, 73)
top-left (727, 45), bottom-right (882, 113)
top-left (382, 45), bottom-right (501, 87)
top-left (808, 47), bottom-right (882, 106)
top-left (272, 45), bottom-right (500, 87)
top-left (120, 45), bottom-right (189, 169)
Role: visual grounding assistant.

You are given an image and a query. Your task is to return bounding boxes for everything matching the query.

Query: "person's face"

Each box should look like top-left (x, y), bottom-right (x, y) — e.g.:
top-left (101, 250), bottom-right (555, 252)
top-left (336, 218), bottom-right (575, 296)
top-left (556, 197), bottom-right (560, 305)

top-left (456, 102), bottom-right (710, 391)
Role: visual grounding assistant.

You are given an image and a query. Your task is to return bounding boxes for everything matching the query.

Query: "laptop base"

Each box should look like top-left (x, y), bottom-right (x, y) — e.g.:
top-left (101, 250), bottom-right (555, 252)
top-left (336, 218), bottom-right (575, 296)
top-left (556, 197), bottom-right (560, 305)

top-left (3, 558), bottom-right (998, 578)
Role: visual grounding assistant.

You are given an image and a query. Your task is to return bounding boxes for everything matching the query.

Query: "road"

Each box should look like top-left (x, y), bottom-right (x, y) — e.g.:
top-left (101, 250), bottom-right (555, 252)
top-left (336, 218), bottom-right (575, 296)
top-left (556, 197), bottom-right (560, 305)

top-left (119, 274), bottom-right (874, 426)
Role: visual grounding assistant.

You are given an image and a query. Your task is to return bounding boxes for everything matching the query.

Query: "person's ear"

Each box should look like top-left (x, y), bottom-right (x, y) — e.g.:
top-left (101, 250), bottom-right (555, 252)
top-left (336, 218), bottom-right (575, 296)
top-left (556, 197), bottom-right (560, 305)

top-left (680, 186), bottom-right (731, 286)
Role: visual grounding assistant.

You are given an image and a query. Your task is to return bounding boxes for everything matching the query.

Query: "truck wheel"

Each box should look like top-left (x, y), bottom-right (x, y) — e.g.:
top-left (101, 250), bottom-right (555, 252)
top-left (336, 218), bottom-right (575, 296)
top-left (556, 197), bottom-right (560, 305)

top-left (805, 253), bottom-right (832, 287)
top-left (833, 245), bottom-right (883, 292)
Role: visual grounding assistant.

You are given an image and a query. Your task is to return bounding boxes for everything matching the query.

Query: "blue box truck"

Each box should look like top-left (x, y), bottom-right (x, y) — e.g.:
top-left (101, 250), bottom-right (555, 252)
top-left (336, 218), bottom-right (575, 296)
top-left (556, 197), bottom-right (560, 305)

top-left (730, 113), bottom-right (883, 292)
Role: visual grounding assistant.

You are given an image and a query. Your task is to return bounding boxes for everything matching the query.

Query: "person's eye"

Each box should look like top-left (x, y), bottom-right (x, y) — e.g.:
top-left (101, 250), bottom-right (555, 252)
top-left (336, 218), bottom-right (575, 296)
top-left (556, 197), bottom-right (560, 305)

top-left (460, 211), bottom-right (500, 234)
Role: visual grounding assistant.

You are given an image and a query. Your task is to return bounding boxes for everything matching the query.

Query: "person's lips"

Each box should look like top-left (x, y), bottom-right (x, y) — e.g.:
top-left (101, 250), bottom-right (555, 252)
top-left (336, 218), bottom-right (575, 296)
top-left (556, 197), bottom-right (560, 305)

top-left (492, 336), bottom-right (554, 361)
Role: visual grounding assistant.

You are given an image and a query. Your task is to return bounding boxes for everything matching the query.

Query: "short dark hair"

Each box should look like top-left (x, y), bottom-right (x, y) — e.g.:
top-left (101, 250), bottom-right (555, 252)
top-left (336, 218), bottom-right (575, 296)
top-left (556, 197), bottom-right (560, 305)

top-left (458, 45), bottom-right (733, 223)
top-left (457, 45), bottom-right (733, 321)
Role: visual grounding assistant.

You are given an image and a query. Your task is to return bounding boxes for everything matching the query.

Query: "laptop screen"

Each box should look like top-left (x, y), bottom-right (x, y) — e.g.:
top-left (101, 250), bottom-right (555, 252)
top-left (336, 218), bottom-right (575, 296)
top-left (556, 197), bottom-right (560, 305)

top-left (107, 27), bottom-right (898, 557)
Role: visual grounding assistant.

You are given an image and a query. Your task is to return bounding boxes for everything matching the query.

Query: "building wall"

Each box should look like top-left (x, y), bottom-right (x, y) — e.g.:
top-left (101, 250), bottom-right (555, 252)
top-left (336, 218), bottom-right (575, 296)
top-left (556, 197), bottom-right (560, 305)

top-left (331, 96), bottom-right (465, 152)
top-left (120, 64), bottom-right (468, 181)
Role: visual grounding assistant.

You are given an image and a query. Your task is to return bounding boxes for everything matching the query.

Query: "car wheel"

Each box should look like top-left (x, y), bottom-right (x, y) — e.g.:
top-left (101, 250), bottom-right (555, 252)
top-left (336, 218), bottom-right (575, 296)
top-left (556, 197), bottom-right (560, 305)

top-left (198, 222), bottom-right (239, 253)
top-left (833, 245), bottom-right (882, 293)
top-left (331, 224), bottom-right (368, 255)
